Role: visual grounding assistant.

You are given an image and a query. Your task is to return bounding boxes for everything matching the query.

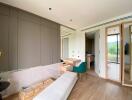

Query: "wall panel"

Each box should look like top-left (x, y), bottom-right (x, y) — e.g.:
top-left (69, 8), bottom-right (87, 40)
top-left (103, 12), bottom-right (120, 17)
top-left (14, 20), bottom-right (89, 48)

top-left (8, 8), bottom-right (18, 70)
top-left (52, 26), bottom-right (60, 63)
top-left (0, 3), bottom-right (60, 72)
top-left (0, 8), bottom-right (9, 72)
top-left (18, 18), bottom-right (41, 69)
top-left (40, 23), bottom-right (52, 65)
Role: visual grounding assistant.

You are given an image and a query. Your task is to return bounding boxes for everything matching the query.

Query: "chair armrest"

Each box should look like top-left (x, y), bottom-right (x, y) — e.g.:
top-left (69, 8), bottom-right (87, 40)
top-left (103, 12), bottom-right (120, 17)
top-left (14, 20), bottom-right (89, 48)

top-left (72, 66), bottom-right (78, 72)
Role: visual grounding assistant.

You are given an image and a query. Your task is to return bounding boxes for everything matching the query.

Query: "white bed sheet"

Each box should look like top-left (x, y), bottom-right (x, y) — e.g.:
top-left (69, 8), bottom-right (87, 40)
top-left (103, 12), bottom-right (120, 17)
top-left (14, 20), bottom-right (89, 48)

top-left (33, 72), bottom-right (77, 100)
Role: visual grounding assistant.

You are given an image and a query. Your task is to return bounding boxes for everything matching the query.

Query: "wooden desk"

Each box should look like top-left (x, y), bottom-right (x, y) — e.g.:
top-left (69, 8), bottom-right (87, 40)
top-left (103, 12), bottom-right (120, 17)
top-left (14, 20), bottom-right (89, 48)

top-left (63, 58), bottom-right (81, 66)
top-left (60, 64), bottom-right (73, 74)
top-left (60, 58), bottom-right (81, 74)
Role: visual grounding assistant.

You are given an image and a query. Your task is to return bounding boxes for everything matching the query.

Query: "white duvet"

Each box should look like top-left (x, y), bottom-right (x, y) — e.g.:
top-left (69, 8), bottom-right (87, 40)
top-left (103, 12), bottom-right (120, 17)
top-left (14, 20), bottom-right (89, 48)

top-left (33, 72), bottom-right (78, 100)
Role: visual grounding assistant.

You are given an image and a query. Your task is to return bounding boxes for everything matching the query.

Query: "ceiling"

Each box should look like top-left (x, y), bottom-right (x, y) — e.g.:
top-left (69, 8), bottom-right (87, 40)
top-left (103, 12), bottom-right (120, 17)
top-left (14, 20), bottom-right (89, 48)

top-left (86, 34), bottom-right (95, 39)
top-left (1, 0), bottom-right (132, 29)
top-left (61, 26), bottom-right (75, 36)
top-left (86, 30), bottom-right (98, 39)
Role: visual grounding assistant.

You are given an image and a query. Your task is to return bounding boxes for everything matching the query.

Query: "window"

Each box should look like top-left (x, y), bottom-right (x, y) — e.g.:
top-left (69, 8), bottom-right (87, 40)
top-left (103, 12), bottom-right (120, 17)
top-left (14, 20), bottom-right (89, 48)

top-left (107, 34), bottom-right (120, 63)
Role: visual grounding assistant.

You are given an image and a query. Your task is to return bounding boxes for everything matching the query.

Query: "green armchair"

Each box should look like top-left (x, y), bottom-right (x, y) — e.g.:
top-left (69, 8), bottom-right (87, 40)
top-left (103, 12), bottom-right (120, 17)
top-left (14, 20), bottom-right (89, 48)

top-left (72, 62), bottom-right (87, 73)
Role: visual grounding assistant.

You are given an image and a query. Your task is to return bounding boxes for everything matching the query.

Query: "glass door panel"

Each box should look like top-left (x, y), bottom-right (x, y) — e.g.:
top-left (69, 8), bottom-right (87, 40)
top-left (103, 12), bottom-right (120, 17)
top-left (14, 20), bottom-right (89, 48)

top-left (106, 25), bottom-right (121, 82)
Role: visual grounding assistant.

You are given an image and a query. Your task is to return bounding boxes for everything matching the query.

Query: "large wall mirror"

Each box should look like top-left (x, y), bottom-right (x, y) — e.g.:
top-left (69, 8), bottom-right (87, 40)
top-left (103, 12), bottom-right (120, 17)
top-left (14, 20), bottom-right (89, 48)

top-left (122, 22), bottom-right (132, 87)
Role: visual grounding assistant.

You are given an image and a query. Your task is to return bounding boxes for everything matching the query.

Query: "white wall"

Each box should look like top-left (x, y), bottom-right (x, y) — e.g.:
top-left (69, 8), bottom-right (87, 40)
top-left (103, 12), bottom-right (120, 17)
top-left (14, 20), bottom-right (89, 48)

top-left (0, 63), bottom-right (61, 97)
top-left (94, 31), bottom-right (100, 75)
top-left (72, 30), bottom-right (85, 61)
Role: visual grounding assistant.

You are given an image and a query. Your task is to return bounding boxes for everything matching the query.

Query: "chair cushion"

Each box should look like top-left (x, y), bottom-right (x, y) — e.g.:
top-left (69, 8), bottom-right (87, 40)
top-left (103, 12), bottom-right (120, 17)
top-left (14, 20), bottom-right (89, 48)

top-left (72, 62), bottom-right (87, 73)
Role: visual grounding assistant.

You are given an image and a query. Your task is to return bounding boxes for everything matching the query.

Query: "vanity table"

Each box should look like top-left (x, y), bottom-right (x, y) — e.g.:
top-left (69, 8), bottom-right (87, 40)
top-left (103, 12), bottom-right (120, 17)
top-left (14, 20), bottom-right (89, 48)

top-left (61, 64), bottom-right (73, 73)
top-left (60, 58), bottom-right (81, 74)
top-left (63, 58), bottom-right (81, 66)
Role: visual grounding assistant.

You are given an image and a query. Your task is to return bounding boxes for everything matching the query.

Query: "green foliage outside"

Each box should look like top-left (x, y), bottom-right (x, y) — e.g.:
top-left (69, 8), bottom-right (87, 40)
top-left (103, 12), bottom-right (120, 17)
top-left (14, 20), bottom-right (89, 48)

top-left (108, 42), bottom-right (120, 62)
top-left (108, 43), bottom-right (117, 55)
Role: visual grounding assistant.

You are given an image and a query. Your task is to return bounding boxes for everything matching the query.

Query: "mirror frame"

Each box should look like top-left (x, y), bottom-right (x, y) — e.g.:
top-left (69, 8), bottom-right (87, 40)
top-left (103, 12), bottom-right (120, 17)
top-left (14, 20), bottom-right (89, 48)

top-left (129, 25), bottom-right (132, 83)
top-left (122, 21), bottom-right (132, 87)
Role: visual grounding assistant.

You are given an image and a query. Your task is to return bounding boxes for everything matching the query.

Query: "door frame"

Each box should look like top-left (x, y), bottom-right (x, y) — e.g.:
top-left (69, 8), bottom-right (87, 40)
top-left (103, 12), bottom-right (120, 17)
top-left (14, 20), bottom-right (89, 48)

top-left (85, 30), bottom-right (100, 73)
top-left (105, 24), bottom-right (122, 83)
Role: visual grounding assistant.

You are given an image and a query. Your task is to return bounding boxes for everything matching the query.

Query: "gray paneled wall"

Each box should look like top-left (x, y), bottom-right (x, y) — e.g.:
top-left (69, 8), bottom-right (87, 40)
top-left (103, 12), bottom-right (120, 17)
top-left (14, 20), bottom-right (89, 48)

top-left (0, 3), bottom-right (60, 72)
top-left (8, 8), bottom-right (18, 71)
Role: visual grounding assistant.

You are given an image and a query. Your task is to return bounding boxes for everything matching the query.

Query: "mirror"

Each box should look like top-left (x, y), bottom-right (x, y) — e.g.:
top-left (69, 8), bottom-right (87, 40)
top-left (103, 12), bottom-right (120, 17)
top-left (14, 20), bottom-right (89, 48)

top-left (122, 22), bottom-right (132, 86)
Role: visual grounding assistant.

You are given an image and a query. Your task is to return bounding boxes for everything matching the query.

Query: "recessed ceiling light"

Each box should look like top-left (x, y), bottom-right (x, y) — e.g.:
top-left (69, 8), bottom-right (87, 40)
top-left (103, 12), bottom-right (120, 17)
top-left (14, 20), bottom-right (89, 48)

top-left (70, 19), bottom-right (72, 22)
top-left (49, 8), bottom-right (52, 11)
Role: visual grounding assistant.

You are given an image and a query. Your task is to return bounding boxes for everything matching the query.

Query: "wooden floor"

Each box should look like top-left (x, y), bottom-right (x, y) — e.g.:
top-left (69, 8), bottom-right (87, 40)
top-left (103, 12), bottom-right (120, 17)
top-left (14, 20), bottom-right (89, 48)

top-left (4, 70), bottom-right (132, 100)
top-left (68, 70), bottom-right (132, 100)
